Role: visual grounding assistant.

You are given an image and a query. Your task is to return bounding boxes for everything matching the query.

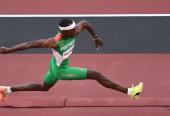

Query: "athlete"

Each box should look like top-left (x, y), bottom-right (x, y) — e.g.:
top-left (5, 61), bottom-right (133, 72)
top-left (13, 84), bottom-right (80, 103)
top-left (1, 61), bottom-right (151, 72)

top-left (0, 19), bottom-right (143, 101)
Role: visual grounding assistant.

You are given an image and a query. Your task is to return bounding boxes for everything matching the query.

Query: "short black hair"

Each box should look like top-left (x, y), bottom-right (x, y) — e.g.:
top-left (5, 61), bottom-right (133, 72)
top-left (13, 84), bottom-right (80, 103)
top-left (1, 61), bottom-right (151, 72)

top-left (59, 18), bottom-right (74, 27)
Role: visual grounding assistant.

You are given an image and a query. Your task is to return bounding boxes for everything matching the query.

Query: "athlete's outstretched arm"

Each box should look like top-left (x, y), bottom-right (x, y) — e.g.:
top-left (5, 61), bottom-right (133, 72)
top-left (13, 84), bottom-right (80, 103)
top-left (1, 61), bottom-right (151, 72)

top-left (0, 38), bottom-right (56, 54)
top-left (76, 20), bottom-right (103, 49)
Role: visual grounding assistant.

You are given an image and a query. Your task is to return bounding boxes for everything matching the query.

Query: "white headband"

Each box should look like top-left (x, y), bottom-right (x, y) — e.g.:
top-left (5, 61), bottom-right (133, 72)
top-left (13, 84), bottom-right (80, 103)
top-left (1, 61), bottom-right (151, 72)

top-left (59, 21), bottom-right (76, 31)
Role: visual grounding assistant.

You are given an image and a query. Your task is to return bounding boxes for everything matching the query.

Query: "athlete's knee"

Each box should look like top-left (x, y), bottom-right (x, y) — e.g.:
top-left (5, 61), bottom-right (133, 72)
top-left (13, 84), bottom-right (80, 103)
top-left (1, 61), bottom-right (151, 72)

top-left (87, 70), bottom-right (103, 80)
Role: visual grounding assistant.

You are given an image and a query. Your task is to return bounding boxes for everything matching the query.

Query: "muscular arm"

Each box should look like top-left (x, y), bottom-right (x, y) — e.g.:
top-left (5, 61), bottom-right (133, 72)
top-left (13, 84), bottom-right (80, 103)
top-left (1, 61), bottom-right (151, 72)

top-left (76, 20), bottom-right (98, 39)
top-left (0, 38), bottom-right (56, 54)
top-left (76, 20), bottom-right (103, 49)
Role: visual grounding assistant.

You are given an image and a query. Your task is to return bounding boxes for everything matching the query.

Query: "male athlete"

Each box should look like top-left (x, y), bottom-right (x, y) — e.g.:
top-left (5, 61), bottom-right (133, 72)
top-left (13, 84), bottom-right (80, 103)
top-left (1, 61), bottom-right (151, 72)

top-left (0, 19), bottom-right (143, 101)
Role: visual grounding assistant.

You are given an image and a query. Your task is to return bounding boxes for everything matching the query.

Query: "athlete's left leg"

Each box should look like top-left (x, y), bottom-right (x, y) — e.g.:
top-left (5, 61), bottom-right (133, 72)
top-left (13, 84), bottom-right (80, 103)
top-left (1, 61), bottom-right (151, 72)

top-left (55, 67), bottom-right (143, 99)
top-left (86, 69), bottom-right (144, 99)
top-left (86, 69), bottom-right (128, 94)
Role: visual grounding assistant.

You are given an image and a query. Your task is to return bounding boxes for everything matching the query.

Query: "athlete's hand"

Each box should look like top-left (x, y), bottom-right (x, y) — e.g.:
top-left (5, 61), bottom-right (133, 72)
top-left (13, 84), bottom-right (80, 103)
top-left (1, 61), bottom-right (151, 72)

top-left (94, 37), bottom-right (103, 50)
top-left (0, 47), bottom-right (9, 54)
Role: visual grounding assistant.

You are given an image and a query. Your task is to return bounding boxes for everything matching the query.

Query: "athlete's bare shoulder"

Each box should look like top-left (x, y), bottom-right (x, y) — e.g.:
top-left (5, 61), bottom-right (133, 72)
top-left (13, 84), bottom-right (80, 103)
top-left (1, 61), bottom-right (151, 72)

top-left (47, 33), bottom-right (62, 48)
top-left (31, 37), bottom-right (58, 48)
top-left (75, 20), bottom-right (90, 34)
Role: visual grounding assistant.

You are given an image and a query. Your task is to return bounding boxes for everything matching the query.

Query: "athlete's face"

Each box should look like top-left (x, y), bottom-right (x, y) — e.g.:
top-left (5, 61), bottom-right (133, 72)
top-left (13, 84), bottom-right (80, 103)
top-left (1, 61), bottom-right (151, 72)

top-left (61, 28), bottom-right (76, 38)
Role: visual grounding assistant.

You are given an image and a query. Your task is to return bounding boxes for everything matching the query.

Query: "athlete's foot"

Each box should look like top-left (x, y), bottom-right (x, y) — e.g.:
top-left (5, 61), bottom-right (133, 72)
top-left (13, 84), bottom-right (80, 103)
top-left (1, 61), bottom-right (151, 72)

top-left (128, 82), bottom-right (144, 100)
top-left (0, 86), bottom-right (8, 101)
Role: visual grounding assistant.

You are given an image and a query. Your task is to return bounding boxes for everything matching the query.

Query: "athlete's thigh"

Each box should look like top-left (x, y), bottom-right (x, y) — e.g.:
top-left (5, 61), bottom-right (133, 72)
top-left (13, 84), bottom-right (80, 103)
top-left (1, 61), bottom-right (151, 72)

top-left (44, 70), bottom-right (59, 86)
top-left (59, 67), bottom-right (87, 80)
top-left (86, 69), bottom-right (102, 80)
top-left (41, 81), bottom-right (55, 91)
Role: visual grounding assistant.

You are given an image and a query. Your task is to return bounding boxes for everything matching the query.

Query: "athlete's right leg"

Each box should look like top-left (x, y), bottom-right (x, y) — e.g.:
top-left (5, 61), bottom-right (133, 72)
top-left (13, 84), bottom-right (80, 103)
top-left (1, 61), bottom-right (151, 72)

top-left (0, 82), bottom-right (55, 101)
top-left (0, 71), bottom-right (58, 101)
top-left (11, 70), bottom-right (58, 92)
top-left (10, 81), bottom-right (55, 92)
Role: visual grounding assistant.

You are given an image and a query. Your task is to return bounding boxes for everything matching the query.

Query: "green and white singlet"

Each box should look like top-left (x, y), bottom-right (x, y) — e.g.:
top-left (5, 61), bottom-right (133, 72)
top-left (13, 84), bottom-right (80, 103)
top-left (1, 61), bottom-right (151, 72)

top-left (52, 33), bottom-right (75, 67)
top-left (44, 33), bottom-right (87, 85)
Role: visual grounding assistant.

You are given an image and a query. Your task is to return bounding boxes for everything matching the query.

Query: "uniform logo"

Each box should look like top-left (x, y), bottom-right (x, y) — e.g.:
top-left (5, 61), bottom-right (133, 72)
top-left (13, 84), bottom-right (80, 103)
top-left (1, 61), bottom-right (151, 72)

top-left (61, 42), bottom-right (64, 47)
top-left (60, 39), bottom-right (75, 51)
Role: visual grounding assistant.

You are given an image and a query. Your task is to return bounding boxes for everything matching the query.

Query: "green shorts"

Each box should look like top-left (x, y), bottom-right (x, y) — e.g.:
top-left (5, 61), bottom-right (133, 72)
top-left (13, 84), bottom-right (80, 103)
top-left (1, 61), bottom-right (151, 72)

top-left (44, 56), bottom-right (87, 85)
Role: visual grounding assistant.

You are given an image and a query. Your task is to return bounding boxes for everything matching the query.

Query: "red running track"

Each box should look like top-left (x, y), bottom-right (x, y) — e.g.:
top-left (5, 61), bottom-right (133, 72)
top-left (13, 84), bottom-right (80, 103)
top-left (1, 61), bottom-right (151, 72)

top-left (0, 54), bottom-right (170, 115)
top-left (0, 0), bottom-right (170, 14)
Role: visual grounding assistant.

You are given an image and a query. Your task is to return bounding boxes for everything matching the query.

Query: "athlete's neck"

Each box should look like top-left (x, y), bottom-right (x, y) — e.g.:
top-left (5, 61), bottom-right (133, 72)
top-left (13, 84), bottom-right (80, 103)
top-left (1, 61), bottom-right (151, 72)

top-left (62, 35), bottom-right (74, 39)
